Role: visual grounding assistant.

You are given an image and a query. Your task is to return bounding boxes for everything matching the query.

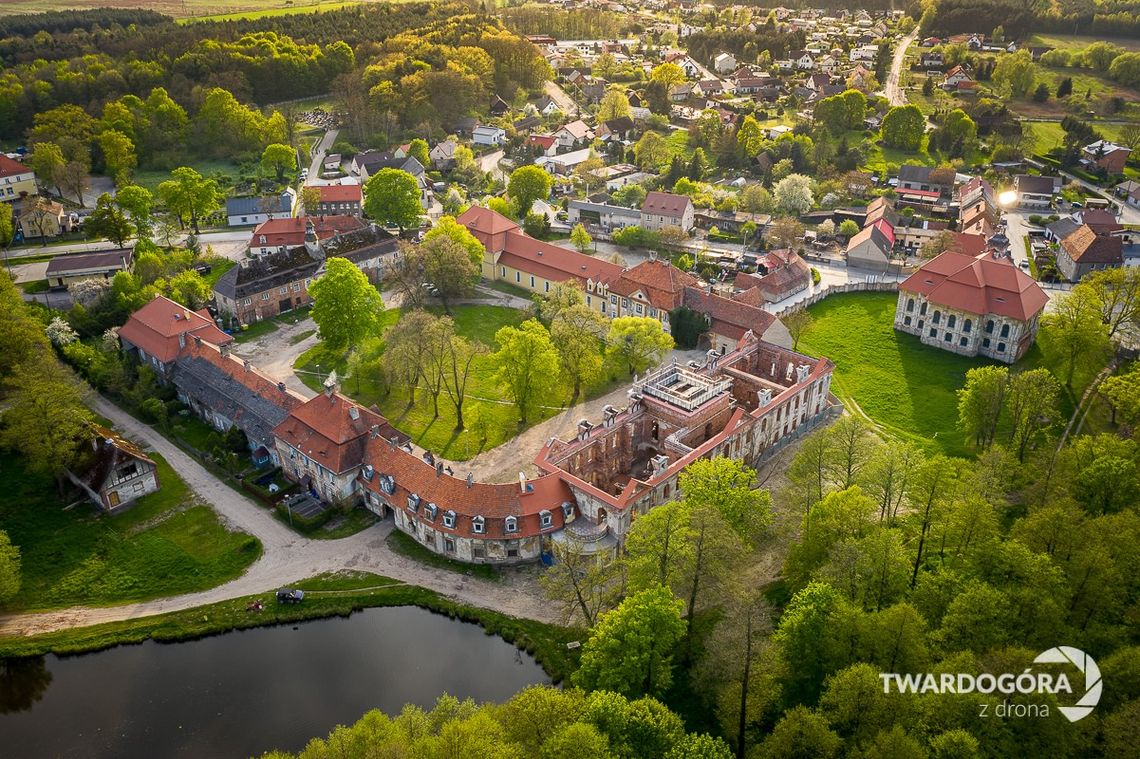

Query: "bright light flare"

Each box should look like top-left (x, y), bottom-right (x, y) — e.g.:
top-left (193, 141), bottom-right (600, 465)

top-left (998, 190), bottom-right (1018, 207)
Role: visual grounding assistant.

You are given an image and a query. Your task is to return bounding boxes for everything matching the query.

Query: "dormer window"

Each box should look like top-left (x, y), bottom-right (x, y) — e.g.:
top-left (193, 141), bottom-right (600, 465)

top-left (443, 509), bottom-right (456, 528)
top-left (561, 501), bottom-right (574, 519)
top-left (259, 235), bottom-right (267, 244)
top-left (540, 510), bottom-right (553, 528)
top-left (504, 516), bottom-right (518, 533)
top-left (425, 502), bottom-right (438, 520)
top-left (472, 516), bottom-right (485, 534)
top-left (406, 494), bottom-right (420, 512)
top-left (381, 475), bottom-right (395, 495)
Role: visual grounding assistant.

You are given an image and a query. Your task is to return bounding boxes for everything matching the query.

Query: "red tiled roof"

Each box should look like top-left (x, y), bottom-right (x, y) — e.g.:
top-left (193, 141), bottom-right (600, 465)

top-left (871, 218), bottom-right (896, 246)
top-left (359, 438), bottom-right (575, 539)
top-left (642, 191), bottom-right (692, 218)
top-left (118, 295), bottom-right (233, 364)
top-left (0, 154), bottom-right (31, 178)
top-left (498, 229), bottom-right (625, 286)
top-left (273, 391), bottom-right (390, 474)
top-left (682, 287), bottom-right (776, 340)
top-left (948, 231), bottom-right (987, 257)
top-left (900, 251), bottom-right (1049, 321)
top-left (528, 135), bottom-right (557, 150)
top-left (317, 185), bottom-right (362, 203)
top-left (457, 205), bottom-right (520, 239)
top-left (608, 259), bottom-right (700, 310)
top-left (897, 187), bottom-right (942, 200)
top-left (1060, 225), bottom-right (1124, 265)
top-left (250, 215), bottom-right (362, 248)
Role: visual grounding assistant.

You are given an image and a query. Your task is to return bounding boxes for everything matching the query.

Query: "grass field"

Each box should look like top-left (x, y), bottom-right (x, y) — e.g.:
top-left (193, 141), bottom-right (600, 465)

top-left (797, 292), bottom-right (990, 456)
top-left (1027, 34), bottom-right (1140, 53)
top-left (294, 304), bottom-right (624, 460)
top-left (133, 159), bottom-right (244, 193)
top-left (1026, 119), bottom-right (1138, 156)
top-left (0, 451), bottom-right (261, 612)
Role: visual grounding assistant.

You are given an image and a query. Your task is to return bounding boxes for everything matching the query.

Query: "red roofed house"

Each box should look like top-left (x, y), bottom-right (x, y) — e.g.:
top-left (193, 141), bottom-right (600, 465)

top-left (1056, 224), bottom-right (1124, 282)
top-left (526, 134), bottom-right (559, 157)
top-left (895, 249), bottom-right (1049, 362)
top-left (846, 218), bottom-right (896, 271)
top-left (118, 295), bottom-right (233, 376)
top-left (273, 381), bottom-right (407, 503)
top-left (733, 249), bottom-right (812, 303)
top-left (640, 191), bottom-right (695, 232)
top-left (248, 215), bottom-right (363, 255)
top-left (0, 154), bottom-right (37, 201)
top-left (313, 185), bottom-right (363, 217)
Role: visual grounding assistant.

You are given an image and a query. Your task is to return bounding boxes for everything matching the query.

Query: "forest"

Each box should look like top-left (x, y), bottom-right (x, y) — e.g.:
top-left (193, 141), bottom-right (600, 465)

top-left (916, 0), bottom-right (1140, 39)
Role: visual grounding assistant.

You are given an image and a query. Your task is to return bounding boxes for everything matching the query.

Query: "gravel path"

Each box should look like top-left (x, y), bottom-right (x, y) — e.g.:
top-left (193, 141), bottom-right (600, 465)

top-left (0, 397), bottom-right (557, 640)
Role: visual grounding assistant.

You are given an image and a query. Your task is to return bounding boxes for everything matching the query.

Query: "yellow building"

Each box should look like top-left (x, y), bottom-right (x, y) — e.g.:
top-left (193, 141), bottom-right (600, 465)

top-left (0, 155), bottom-right (36, 202)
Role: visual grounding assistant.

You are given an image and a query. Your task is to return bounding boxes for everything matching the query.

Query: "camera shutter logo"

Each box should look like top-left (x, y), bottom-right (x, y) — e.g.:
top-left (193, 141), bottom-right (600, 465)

top-left (1034, 646), bottom-right (1101, 722)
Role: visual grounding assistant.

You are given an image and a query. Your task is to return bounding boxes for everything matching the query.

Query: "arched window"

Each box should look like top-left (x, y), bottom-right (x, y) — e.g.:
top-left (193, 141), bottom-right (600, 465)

top-left (947, 314), bottom-right (957, 329)
top-left (932, 310), bottom-right (941, 324)
top-left (920, 302), bottom-right (928, 316)
top-left (985, 319), bottom-right (995, 334)
top-left (1000, 323), bottom-right (1010, 338)
top-left (963, 319), bottom-right (972, 333)
top-left (906, 298), bottom-right (915, 312)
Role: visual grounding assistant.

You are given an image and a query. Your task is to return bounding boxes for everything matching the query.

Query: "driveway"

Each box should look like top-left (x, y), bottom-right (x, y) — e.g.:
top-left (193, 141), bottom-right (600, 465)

top-left (0, 395), bottom-right (557, 640)
top-left (230, 317), bottom-right (320, 400)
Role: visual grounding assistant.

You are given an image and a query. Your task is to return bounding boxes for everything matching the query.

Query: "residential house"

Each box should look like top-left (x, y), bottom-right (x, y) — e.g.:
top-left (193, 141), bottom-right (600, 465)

top-left (68, 425), bottom-right (160, 512)
top-left (350, 152), bottom-right (425, 182)
top-left (45, 247), bottom-right (134, 289)
top-left (489, 95), bottom-right (511, 116)
top-left (118, 295), bottom-right (233, 377)
top-left (596, 117), bottom-right (636, 142)
top-left (473, 125), bottom-right (507, 146)
top-left (534, 96), bottom-right (561, 116)
top-left (897, 165), bottom-right (957, 202)
top-left (920, 51), bottom-right (944, 69)
top-left (850, 45), bottom-right (878, 62)
top-left (1056, 224), bottom-right (1124, 282)
top-left (536, 147), bottom-right (595, 175)
top-left (733, 249), bottom-right (811, 303)
top-left (894, 218), bottom-right (951, 256)
top-left (895, 249), bottom-right (1049, 362)
top-left (791, 50), bottom-right (816, 69)
top-left (640, 191), bottom-right (695, 232)
top-left (1014, 174), bottom-right (1060, 209)
top-left (18, 198), bottom-right (71, 240)
top-left (1075, 208), bottom-right (1123, 236)
top-left (247, 215), bottom-right (363, 256)
top-left (568, 199), bottom-right (641, 230)
top-left (429, 141), bottom-right (458, 170)
top-left (942, 65), bottom-right (974, 89)
top-left (527, 134), bottom-right (560, 157)
top-left (225, 188), bottom-right (296, 227)
top-left (846, 219), bottom-right (895, 271)
top-left (313, 184), bottom-right (363, 217)
top-left (0, 155), bottom-right (37, 201)
top-left (581, 80), bottom-right (608, 104)
top-left (1081, 141), bottom-right (1132, 175)
top-left (713, 51), bottom-right (737, 73)
top-left (669, 82), bottom-right (700, 102)
top-left (957, 177), bottom-right (998, 238)
top-left (554, 119), bottom-right (594, 148)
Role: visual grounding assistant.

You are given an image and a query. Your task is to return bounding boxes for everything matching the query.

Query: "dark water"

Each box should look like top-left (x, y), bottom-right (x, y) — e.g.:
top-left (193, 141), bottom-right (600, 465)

top-left (0, 606), bottom-right (548, 758)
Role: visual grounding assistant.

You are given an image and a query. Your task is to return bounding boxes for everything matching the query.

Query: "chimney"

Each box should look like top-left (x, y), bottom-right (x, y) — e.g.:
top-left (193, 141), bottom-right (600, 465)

top-left (348, 405), bottom-right (360, 420)
top-left (178, 332), bottom-right (186, 349)
top-left (277, 382), bottom-right (286, 392)
top-left (519, 471), bottom-right (527, 493)
top-left (369, 424), bottom-right (379, 439)
top-left (220, 343), bottom-right (230, 359)
top-left (435, 460), bottom-right (444, 477)
top-left (194, 335), bottom-right (202, 347)
top-left (466, 472), bottom-right (474, 489)
top-left (243, 359), bottom-right (251, 371)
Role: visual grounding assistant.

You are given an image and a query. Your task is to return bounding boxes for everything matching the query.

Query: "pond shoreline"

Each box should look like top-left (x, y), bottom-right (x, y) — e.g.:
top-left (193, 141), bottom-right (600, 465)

top-left (0, 573), bottom-right (583, 683)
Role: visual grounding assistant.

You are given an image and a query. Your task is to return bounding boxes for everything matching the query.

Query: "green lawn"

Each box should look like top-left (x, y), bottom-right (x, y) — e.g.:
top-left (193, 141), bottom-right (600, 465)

top-left (294, 304), bottom-right (623, 460)
top-left (1027, 33), bottom-right (1140, 53)
top-left (133, 159), bottom-right (243, 193)
top-left (0, 452), bottom-right (261, 612)
top-left (665, 129), bottom-right (695, 161)
top-left (797, 292), bottom-right (991, 456)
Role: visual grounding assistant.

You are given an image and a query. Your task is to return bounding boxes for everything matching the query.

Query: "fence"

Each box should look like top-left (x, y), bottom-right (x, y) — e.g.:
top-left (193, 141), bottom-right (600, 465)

top-left (772, 280), bottom-right (900, 318)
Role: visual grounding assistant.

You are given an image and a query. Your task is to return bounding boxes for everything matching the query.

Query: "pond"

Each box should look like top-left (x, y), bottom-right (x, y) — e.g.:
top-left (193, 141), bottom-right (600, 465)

top-left (0, 606), bottom-right (549, 758)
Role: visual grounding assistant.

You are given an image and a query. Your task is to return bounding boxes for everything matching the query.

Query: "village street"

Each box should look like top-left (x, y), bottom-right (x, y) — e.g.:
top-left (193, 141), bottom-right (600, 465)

top-left (0, 395), bottom-right (559, 641)
top-left (884, 28), bottom-right (918, 106)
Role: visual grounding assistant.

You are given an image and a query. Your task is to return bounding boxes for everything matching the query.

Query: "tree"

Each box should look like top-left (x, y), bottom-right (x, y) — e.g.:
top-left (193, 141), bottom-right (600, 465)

top-left (507, 165), bottom-right (553, 217)
top-left (308, 257), bottom-right (384, 352)
top-left (1033, 83), bottom-right (1051, 102)
top-left (28, 141), bottom-right (66, 198)
top-left (756, 706), bottom-right (842, 759)
top-left (381, 310), bottom-right (436, 407)
top-left (838, 219), bottom-right (860, 239)
top-left (260, 143), bottom-right (297, 183)
top-left (682, 457), bottom-right (771, 543)
top-left (1039, 287), bottom-right (1111, 390)
top-left (570, 223), bottom-right (593, 253)
top-left (439, 332), bottom-right (486, 430)
top-left (1057, 76), bottom-right (1073, 98)
top-left (772, 582), bottom-right (853, 705)
top-left (1, 355), bottom-right (94, 492)
top-left (767, 216), bottom-right (805, 248)
top-left (783, 310), bottom-right (813, 351)
top-left (993, 50), bottom-right (1037, 97)
top-left (957, 365), bottom-right (1008, 449)
top-left (573, 586), bottom-right (686, 698)
top-left (1075, 266), bottom-right (1140, 338)
top-left (650, 62), bottom-right (686, 89)
top-left (363, 168), bottom-right (422, 233)
top-left (115, 185), bottom-right (154, 239)
top-left (0, 202), bottom-right (13, 249)
top-left (741, 185), bottom-right (774, 214)
top-left (606, 316), bottom-right (674, 375)
top-left (524, 211), bottom-right (550, 237)
top-left (407, 138), bottom-right (430, 169)
top-left (423, 214), bottom-right (485, 266)
top-left (613, 183), bottom-right (647, 209)
top-left (0, 530), bottom-right (19, 606)
top-left (157, 167), bottom-right (222, 234)
top-left (935, 109), bottom-right (976, 156)
top-left (634, 131), bottom-right (671, 171)
top-left (493, 319), bottom-right (559, 424)
top-left (540, 536), bottom-right (622, 626)
top-left (86, 193), bottom-right (133, 247)
top-left (773, 174), bottom-right (814, 214)
top-left (96, 129), bottom-right (136, 186)
top-left (58, 158), bottom-right (90, 208)
top-left (905, 455), bottom-right (959, 587)
top-left (598, 89), bottom-right (632, 121)
top-left (1101, 364), bottom-right (1140, 428)
top-left (737, 115), bottom-right (763, 158)
top-left (551, 304), bottom-right (607, 404)
top-left (880, 105), bottom-right (925, 151)
top-left (1005, 368), bottom-right (1060, 462)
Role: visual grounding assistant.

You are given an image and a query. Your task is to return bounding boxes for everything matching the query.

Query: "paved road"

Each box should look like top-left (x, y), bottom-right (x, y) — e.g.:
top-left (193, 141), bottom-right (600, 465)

top-left (480, 149), bottom-right (507, 184)
top-left (885, 29), bottom-right (919, 106)
top-left (0, 396), bottom-right (557, 640)
top-left (5, 229), bottom-right (252, 262)
top-left (304, 128), bottom-right (339, 187)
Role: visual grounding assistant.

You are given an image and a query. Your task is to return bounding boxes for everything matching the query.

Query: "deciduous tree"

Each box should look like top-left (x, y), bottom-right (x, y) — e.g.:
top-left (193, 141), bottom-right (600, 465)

top-left (260, 143), bottom-right (297, 182)
top-left (956, 365), bottom-right (1008, 449)
top-left (1039, 287), bottom-right (1110, 390)
top-left (773, 173), bottom-right (814, 214)
top-left (157, 167), bottom-right (222, 234)
top-left (308, 257), bottom-right (384, 352)
top-left (570, 223), bottom-right (593, 253)
top-left (551, 303), bottom-right (606, 404)
top-left (507, 165), bottom-right (553, 217)
top-left (493, 318), bottom-right (559, 424)
top-left (606, 316), bottom-right (674, 375)
top-left (363, 168), bottom-right (422, 233)
top-left (880, 104), bottom-right (925, 151)
top-left (86, 193), bottom-right (133, 247)
top-left (0, 530), bottom-right (19, 606)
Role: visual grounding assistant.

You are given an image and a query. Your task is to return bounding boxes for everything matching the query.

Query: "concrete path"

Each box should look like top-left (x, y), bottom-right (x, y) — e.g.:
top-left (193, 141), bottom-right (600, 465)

top-left (0, 396), bottom-right (557, 640)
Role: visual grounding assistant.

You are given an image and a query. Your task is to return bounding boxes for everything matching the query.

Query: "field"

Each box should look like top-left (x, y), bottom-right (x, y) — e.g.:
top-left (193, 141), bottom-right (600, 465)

top-left (0, 0), bottom-right (371, 20)
top-left (133, 159), bottom-right (244, 194)
top-left (0, 451), bottom-right (261, 612)
top-left (1027, 34), bottom-right (1140, 53)
top-left (294, 304), bottom-right (624, 461)
top-left (796, 292), bottom-right (991, 456)
top-left (1025, 119), bottom-right (1138, 156)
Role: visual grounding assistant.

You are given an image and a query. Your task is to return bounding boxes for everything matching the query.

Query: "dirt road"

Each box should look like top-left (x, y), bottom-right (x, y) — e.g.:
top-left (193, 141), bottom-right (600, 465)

top-left (885, 29), bottom-right (919, 106)
top-left (0, 396), bottom-right (557, 640)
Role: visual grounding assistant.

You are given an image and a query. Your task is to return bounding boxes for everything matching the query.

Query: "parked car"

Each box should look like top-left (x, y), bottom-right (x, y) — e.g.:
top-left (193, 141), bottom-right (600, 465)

top-left (276, 588), bottom-right (305, 604)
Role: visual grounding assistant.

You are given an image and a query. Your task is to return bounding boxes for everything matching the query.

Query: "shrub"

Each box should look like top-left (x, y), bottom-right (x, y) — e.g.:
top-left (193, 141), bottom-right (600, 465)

top-left (811, 267), bottom-right (821, 285)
